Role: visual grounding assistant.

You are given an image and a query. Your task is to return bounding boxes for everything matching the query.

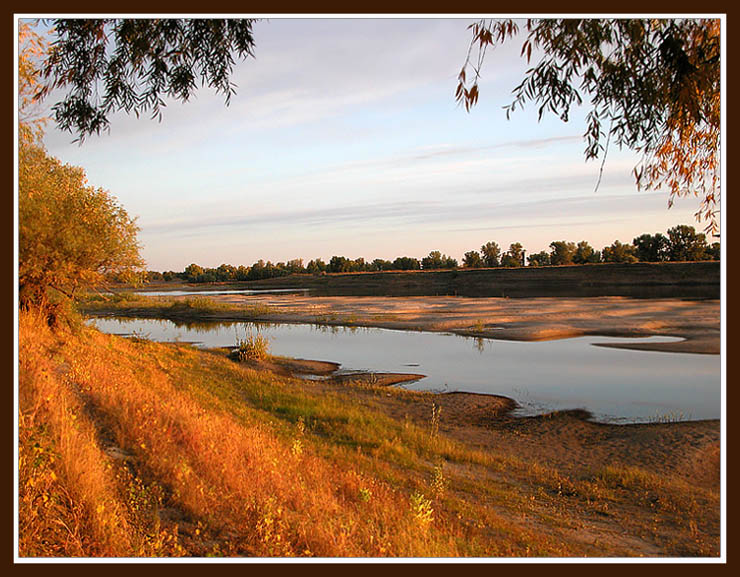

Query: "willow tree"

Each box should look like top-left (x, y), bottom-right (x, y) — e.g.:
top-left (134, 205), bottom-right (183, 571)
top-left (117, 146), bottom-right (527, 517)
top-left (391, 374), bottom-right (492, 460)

top-left (36, 18), bottom-right (257, 142)
top-left (456, 18), bottom-right (721, 234)
top-left (18, 142), bottom-right (144, 313)
top-left (18, 22), bottom-right (144, 317)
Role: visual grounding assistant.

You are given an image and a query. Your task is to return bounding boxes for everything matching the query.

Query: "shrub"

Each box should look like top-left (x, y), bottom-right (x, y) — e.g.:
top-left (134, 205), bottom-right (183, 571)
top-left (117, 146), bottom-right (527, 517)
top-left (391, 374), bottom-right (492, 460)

top-left (231, 334), bottom-right (270, 362)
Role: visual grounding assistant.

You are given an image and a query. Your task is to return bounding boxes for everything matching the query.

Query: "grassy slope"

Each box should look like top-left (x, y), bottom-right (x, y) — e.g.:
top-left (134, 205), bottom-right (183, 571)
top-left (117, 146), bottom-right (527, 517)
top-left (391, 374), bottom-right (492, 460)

top-left (18, 308), bottom-right (719, 558)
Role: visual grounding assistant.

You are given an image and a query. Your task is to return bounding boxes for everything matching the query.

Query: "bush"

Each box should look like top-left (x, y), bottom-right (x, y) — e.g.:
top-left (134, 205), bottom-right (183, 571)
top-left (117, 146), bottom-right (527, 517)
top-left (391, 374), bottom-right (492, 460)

top-left (231, 334), bottom-right (270, 362)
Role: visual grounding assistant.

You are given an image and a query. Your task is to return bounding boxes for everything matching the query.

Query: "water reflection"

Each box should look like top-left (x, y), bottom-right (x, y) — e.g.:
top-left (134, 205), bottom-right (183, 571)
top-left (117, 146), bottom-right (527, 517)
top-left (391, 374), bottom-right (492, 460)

top-left (88, 316), bottom-right (720, 424)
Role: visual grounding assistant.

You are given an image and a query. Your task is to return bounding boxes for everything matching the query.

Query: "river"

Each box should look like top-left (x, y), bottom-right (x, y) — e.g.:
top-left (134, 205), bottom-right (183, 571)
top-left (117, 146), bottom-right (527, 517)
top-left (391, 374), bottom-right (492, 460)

top-left (88, 316), bottom-right (721, 424)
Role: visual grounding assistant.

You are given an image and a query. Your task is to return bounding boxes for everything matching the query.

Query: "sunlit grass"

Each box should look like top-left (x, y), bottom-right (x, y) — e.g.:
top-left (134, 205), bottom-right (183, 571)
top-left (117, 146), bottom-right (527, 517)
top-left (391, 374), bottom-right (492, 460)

top-left (18, 307), bottom-right (720, 557)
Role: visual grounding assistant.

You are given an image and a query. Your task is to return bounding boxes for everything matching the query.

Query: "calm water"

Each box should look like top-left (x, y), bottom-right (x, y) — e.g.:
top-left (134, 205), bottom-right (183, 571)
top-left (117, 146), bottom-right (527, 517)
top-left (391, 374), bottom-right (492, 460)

top-left (88, 316), bottom-right (721, 424)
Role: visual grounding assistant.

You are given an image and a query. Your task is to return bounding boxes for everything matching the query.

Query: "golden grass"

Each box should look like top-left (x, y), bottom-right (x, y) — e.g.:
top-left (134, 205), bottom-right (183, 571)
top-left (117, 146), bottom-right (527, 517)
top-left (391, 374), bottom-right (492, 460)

top-left (18, 309), bottom-right (488, 556)
top-left (18, 307), bottom-right (720, 558)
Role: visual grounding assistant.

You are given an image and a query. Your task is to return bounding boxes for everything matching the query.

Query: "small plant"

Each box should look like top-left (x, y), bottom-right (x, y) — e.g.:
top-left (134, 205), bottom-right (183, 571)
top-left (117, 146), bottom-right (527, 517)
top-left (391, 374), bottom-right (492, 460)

top-left (291, 417), bottom-right (305, 456)
top-left (129, 328), bottom-right (151, 343)
top-left (430, 463), bottom-right (449, 500)
top-left (290, 438), bottom-right (303, 456)
top-left (429, 402), bottom-right (442, 440)
top-left (358, 487), bottom-right (372, 503)
top-left (231, 333), bottom-right (270, 362)
top-left (409, 491), bottom-right (434, 526)
top-left (650, 411), bottom-right (689, 424)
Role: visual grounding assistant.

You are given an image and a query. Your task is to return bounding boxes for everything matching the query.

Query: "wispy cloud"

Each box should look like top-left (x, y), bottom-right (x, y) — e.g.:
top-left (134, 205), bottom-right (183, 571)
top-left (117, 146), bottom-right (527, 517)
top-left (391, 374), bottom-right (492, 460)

top-left (142, 190), bottom-right (668, 240)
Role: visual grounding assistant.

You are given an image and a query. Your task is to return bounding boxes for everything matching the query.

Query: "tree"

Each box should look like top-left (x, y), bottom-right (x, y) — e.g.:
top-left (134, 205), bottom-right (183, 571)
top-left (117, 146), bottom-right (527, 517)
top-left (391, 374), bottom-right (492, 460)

top-left (392, 257), bottom-right (421, 271)
top-left (183, 263), bottom-right (205, 282)
top-left (18, 21), bottom-right (49, 143)
top-left (328, 256), bottom-right (355, 273)
top-left (215, 263), bottom-right (237, 281)
top-left (284, 259), bottom-right (304, 274)
top-left (601, 240), bottom-right (638, 263)
top-left (248, 259), bottom-right (266, 280)
top-left (36, 19), bottom-right (257, 142)
top-left (421, 251), bottom-right (457, 270)
top-left (573, 240), bottom-right (600, 264)
top-left (18, 29), bottom-right (144, 316)
top-left (632, 233), bottom-right (670, 262)
top-left (421, 251), bottom-right (443, 270)
top-left (480, 241), bottom-right (501, 267)
top-left (527, 251), bottom-right (551, 267)
top-left (369, 258), bottom-right (392, 272)
top-left (457, 18), bottom-right (721, 234)
top-left (462, 250), bottom-right (483, 268)
top-left (306, 258), bottom-right (327, 274)
top-left (549, 241), bottom-right (577, 266)
top-left (162, 270), bottom-right (181, 282)
top-left (19, 141), bottom-right (144, 310)
top-left (236, 265), bottom-right (251, 280)
top-left (501, 243), bottom-right (525, 267)
top-left (666, 225), bottom-right (709, 261)
top-left (705, 242), bottom-right (721, 261)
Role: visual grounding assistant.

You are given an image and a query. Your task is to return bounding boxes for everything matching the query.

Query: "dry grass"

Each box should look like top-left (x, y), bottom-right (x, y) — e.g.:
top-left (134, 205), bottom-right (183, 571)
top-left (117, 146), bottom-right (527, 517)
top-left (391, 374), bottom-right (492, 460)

top-left (18, 308), bottom-right (496, 556)
top-left (17, 307), bottom-right (720, 558)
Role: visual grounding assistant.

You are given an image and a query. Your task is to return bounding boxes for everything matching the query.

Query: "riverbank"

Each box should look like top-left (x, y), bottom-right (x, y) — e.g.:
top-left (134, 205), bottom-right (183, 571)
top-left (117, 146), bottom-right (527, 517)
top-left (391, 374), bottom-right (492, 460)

top-left (219, 349), bottom-right (720, 490)
top-left (141, 261), bottom-right (721, 299)
top-left (19, 308), bottom-right (721, 557)
top-left (83, 293), bottom-right (721, 355)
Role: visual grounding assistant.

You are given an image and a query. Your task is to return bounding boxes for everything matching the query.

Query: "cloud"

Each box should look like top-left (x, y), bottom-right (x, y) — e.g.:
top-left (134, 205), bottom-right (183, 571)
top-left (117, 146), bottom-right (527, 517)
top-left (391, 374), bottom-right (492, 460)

top-left (141, 189), bottom-right (670, 241)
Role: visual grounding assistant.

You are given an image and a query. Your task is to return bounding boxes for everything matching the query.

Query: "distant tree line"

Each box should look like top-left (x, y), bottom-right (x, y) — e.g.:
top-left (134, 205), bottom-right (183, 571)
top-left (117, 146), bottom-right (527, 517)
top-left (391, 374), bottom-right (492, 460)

top-left (143, 224), bottom-right (719, 283)
top-left (462, 225), bottom-right (719, 269)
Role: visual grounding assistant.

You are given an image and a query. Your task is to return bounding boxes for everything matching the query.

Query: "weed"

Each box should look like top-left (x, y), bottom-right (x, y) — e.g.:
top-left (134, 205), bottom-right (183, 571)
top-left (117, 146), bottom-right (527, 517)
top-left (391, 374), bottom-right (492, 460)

top-left (409, 491), bottom-right (434, 526)
top-left (231, 334), bottom-right (270, 362)
top-left (430, 463), bottom-right (449, 500)
top-left (650, 411), bottom-right (690, 423)
top-left (429, 402), bottom-right (442, 440)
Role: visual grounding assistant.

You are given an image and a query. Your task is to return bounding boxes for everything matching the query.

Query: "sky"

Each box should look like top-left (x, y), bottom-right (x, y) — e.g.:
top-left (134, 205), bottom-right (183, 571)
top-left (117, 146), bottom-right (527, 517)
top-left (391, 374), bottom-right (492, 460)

top-left (38, 17), bottom-right (708, 272)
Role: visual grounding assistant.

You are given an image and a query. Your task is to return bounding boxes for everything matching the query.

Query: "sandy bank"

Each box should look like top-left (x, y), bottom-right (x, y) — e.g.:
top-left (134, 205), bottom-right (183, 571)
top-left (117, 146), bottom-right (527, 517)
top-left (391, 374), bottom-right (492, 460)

top-left (198, 294), bottom-right (720, 355)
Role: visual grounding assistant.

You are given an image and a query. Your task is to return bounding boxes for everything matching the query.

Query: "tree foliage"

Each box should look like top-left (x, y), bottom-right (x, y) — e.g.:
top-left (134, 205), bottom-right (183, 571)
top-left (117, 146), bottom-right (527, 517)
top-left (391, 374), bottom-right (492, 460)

top-left (501, 243), bottom-right (525, 268)
top-left (527, 251), bottom-right (551, 267)
top-left (462, 250), bottom-right (483, 268)
top-left (18, 21), bottom-right (49, 143)
top-left (666, 224), bottom-right (709, 262)
top-left (632, 233), bottom-right (670, 262)
top-left (480, 241), bottom-right (501, 267)
top-left (18, 22), bottom-right (144, 314)
top-left (573, 241), bottom-right (600, 264)
top-left (457, 18), bottom-right (721, 234)
top-left (549, 240), bottom-right (577, 266)
top-left (601, 240), bottom-right (638, 264)
top-left (19, 141), bottom-right (144, 309)
top-left (37, 18), bottom-right (257, 142)
top-left (422, 251), bottom-right (457, 270)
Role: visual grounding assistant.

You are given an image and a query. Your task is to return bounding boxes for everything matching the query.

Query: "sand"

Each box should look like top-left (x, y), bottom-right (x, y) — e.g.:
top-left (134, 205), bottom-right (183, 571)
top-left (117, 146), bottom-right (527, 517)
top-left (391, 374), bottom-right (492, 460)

top-left (206, 294), bottom-right (720, 354)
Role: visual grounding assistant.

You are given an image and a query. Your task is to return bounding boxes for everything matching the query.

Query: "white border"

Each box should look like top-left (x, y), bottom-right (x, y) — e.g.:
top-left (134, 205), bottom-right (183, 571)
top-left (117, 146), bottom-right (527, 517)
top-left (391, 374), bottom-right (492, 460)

top-left (13, 13), bottom-right (727, 564)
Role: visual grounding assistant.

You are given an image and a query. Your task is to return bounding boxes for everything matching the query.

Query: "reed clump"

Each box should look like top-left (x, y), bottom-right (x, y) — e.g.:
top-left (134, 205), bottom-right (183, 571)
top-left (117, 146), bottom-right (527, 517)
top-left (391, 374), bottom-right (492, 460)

top-left (231, 333), bottom-right (270, 362)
